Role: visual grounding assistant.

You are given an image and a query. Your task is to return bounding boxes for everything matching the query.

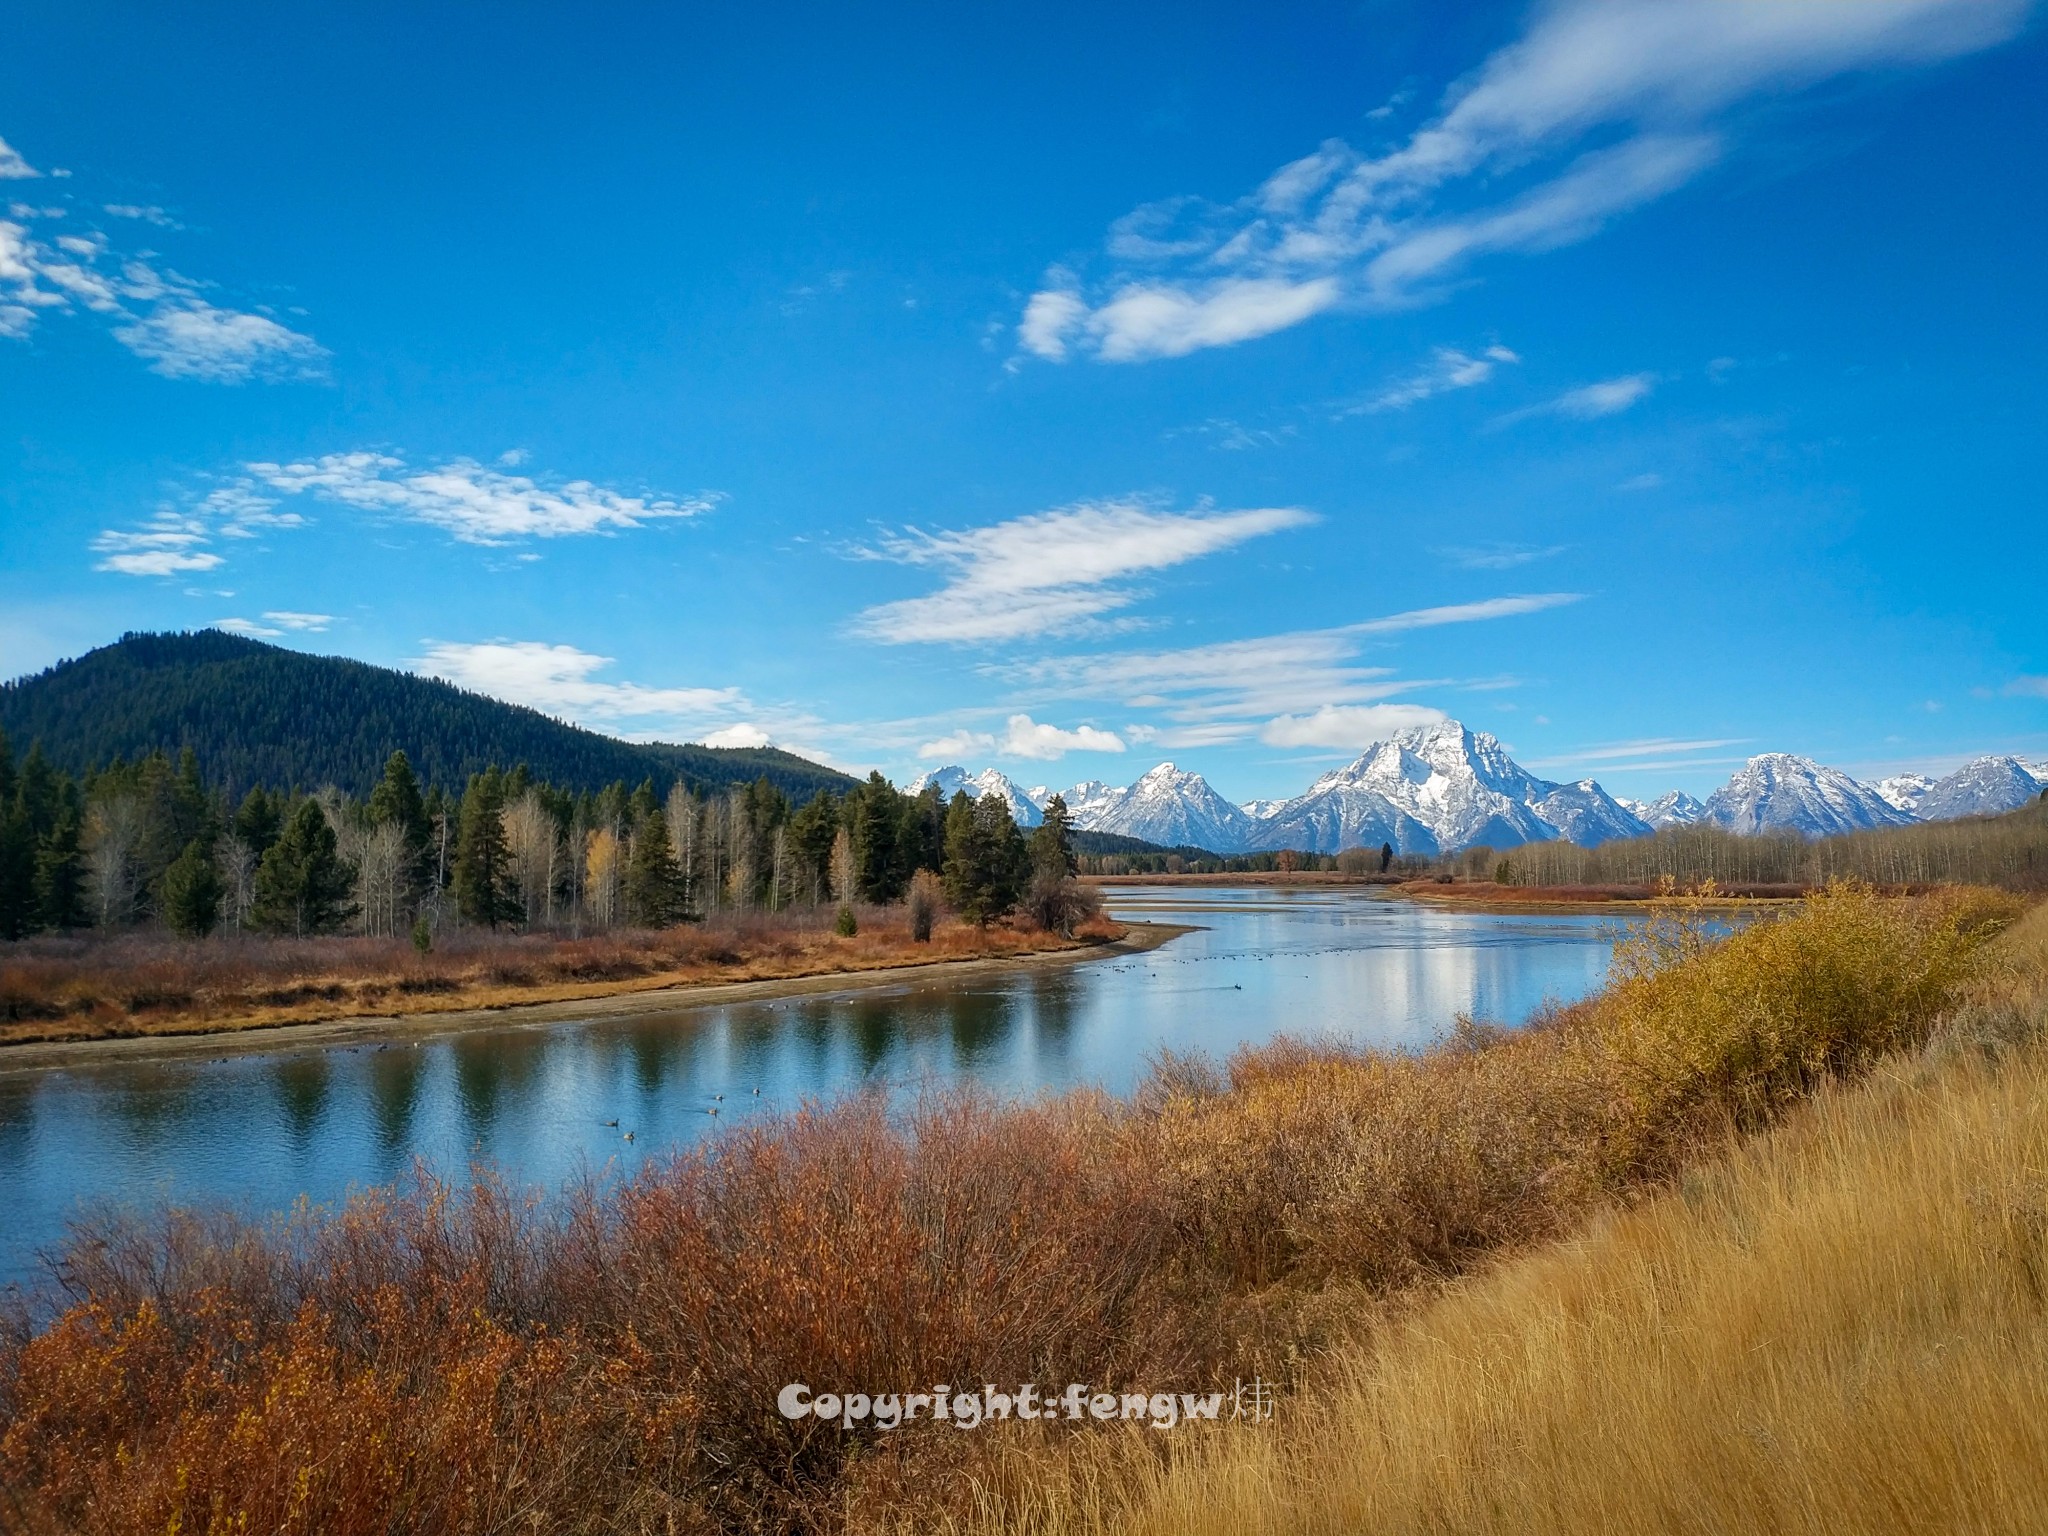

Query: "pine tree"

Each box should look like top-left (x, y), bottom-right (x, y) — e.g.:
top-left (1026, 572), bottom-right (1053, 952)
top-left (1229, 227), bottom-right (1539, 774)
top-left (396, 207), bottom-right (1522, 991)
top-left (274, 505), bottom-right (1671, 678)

top-left (1030, 793), bottom-right (1077, 880)
top-left (34, 794), bottom-right (87, 931)
top-left (251, 800), bottom-right (357, 936)
top-left (0, 730), bottom-right (32, 938)
top-left (161, 839), bottom-right (223, 937)
top-left (234, 786), bottom-right (283, 858)
top-left (367, 749), bottom-right (432, 906)
top-left (453, 768), bottom-right (518, 927)
top-left (943, 791), bottom-right (1027, 925)
top-left (624, 805), bottom-right (687, 927)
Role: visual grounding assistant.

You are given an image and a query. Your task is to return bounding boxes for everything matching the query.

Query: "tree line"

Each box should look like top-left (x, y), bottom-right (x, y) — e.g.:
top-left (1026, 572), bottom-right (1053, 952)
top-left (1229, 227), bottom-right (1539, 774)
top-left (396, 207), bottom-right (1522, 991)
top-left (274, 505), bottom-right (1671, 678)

top-left (0, 729), bottom-right (1092, 943)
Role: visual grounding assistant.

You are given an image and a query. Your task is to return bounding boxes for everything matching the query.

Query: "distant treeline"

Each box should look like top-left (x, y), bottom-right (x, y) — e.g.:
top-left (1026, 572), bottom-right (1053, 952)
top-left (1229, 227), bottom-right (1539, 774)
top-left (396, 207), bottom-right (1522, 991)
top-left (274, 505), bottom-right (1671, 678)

top-left (1482, 800), bottom-right (2048, 892)
top-left (1078, 844), bottom-right (1410, 877)
top-left (0, 730), bottom-right (1093, 943)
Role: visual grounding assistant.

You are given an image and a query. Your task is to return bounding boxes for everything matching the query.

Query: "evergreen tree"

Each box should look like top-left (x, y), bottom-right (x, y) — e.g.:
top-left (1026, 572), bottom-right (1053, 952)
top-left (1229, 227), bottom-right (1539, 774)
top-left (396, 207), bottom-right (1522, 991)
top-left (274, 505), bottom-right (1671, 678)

top-left (943, 791), bottom-right (1028, 925)
top-left (34, 797), bottom-right (86, 931)
top-left (367, 749), bottom-right (432, 904)
top-left (624, 804), bottom-right (687, 927)
top-left (161, 839), bottom-right (224, 937)
top-left (234, 786), bottom-right (284, 858)
top-left (1030, 793), bottom-right (1078, 880)
top-left (453, 768), bottom-right (519, 927)
top-left (251, 800), bottom-right (357, 936)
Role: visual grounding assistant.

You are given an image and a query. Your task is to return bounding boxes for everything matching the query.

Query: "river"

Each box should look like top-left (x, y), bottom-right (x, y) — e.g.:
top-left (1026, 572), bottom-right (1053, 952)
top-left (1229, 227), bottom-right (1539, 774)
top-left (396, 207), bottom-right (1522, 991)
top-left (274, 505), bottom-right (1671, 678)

top-left (0, 885), bottom-right (1640, 1291)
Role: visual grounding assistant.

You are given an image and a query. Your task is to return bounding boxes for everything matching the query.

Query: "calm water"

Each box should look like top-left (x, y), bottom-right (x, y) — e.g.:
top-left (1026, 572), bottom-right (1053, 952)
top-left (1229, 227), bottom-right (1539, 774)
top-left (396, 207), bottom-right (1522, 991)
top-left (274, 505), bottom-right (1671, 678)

top-left (0, 887), bottom-right (1638, 1290)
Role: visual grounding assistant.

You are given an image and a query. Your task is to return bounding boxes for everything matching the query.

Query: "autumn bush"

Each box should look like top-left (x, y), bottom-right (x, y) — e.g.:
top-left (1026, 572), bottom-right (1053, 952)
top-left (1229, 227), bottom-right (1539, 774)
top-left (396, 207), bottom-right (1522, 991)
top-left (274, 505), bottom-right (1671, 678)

top-left (0, 884), bottom-right (2019, 1534)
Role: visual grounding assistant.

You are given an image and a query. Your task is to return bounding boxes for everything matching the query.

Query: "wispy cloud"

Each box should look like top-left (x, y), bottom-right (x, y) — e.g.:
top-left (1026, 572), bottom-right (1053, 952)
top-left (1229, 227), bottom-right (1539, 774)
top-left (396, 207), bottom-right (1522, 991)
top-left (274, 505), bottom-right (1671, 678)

top-left (1006, 593), bottom-right (1578, 728)
top-left (1, 139), bottom-right (326, 381)
top-left (1497, 373), bottom-right (1658, 426)
top-left (851, 498), bottom-right (1313, 644)
top-left (1346, 344), bottom-right (1520, 414)
top-left (410, 640), bottom-right (748, 737)
top-left (2006, 676), bottom-right (2048, 700)
top-left (0, 137), bottom-right (38, 180)
top-left (1353, 593), bottom-right (1582, 633)
top-left (1434, 542), bottom-right (1565, 571)
top-left (1527, 736), bottom-right (1749, 770)
top-left (1016, 0), bottom-right (2024, 363)
top-left (91, 487), bottom-right (306, 577)
top-left (919, 713), bottom-right (1127, 762)
top-left (212, 611), bottom-right (334, 639)
top-left (1260, 703), bottom-right (1450, 748)
top-left (249, 452), bottom-right (718, 545)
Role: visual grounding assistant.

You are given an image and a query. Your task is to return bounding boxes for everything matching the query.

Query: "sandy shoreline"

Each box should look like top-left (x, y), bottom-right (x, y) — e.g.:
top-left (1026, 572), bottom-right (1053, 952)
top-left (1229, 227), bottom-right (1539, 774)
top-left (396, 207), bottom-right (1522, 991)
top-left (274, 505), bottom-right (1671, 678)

top-left (0, 921), bottom-right (1193, 1077)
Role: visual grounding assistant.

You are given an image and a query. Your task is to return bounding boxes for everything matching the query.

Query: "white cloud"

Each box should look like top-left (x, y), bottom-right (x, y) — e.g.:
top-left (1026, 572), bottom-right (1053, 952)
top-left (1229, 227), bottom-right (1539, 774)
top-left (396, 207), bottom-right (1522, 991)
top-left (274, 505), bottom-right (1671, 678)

top-left (1087, 276), bottom-right (1341, 363)
top-left (410, 640), bottom-right (749, 735)
top-left (1003, 594), bottom-right (1580, 743)
top-left (91, 514), bottom-right (226, 576)
top-left (1495, 372), bottom-right (1659, 425)
top-left (701, 723), bottom-right (773, 749)
top-left (113, 299), bottom-right (328, 382)
top-left (1617, 472), bottom-right (1664, 492)
top-left (1017, 287), bottom-right (1088, 360)
top-left (250, 451), bottom-right (717, 545)
top-left (212, 617), bottom-right (284, 638)
top-left (1352, 344), bottom-right (1519, 413)
top-left (1260, 703), bottom-right (1451, 748)
top-left (1434, 542), bottom-right (1564, 570)
top-left (1016, 0), bottom-right (2025, 361)
top-left (262, 610), bottom-right (332, 631)
top-left (2006, 676), bottom-right (2048, 700)
top-left (103, 203), bottom-right (181, 228)
top-left (1353, 593), bottom-right (1582, 633)
top-left (0, 186), bottom-right (327, 381)
top-left (1557, 373), bottom-right (1658, 419)
top-left (852, 498), bottom-right (1313, 644)
top-left (918, 713), bottom-right (1126, 762)
top-left (0, 137), bottom-right (38, 180)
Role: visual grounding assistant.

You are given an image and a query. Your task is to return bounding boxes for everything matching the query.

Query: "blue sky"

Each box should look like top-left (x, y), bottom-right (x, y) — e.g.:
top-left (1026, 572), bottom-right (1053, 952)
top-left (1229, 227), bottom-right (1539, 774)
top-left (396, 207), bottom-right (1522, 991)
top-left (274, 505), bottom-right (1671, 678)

top-left (2, 0), bottom-right (2043, 803)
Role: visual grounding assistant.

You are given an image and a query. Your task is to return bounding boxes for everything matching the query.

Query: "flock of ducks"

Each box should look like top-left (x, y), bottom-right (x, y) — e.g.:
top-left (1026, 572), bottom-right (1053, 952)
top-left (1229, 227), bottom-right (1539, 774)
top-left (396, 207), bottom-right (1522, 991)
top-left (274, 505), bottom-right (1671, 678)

top-left (607, 1084), bottom-right (764, 1143)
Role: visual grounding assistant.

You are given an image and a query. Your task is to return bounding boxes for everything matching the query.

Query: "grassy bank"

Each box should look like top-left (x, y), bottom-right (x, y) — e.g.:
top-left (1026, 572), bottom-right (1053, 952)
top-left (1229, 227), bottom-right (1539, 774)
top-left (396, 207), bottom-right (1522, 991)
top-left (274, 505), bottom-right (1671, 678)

top-left (0, 885), bottom-right (2023, 1533)
top-left (953, 899), bottom-right (2048, 1536)
top-left (0, 909), bottom-right (1122, 1048)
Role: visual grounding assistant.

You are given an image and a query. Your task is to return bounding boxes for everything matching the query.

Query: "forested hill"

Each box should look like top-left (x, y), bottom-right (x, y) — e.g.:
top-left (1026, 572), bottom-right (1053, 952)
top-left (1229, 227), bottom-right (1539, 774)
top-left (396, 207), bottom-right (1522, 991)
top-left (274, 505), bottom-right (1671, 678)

top-left (0, 631), bottom-right (855, 801)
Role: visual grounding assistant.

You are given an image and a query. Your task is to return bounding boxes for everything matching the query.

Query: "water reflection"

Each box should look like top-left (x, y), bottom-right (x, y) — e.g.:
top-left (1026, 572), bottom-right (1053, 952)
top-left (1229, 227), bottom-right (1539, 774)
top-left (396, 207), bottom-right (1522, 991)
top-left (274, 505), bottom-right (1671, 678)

top-left (0, 887), bottom-right (1638, 1288)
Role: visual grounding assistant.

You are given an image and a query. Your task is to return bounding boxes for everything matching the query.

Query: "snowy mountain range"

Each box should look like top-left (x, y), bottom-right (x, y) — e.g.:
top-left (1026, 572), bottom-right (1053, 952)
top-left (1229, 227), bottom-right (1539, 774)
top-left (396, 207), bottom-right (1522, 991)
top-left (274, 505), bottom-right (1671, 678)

top-left (918, 722), bottom-right (2046, 855)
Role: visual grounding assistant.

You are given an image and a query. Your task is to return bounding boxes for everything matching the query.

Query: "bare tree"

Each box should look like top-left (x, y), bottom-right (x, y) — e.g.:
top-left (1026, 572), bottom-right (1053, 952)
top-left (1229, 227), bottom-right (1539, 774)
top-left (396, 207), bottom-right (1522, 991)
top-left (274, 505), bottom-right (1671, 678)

top-left (354, 820), bottom-right (411, 938)
top-left (665, 783), bottom-right (697, 914)
top-left (502, 789), bottom-right (561, 928)
top-left (216, 832), bottom-right (258, 931)
top-left (829, 826), bottom-right (856, 907)
top-left (84, 794), bottom-right (143, 929)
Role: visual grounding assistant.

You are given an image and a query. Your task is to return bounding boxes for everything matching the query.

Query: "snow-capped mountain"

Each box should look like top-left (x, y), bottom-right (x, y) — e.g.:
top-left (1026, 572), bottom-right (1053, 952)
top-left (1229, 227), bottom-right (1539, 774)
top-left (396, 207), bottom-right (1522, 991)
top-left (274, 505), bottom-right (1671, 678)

top-left (1872, 773), bottom-right (1936, 814)
top-left (1619, 789), bottom-right (1706, 828)
top-left (1913, 756), bottom-right (2044, 821)
top-left (1698, 754), bottom-right (1915, 837)
top-left (1044, 778), bottom-right (1127, 826)
top-left (1249, 721), bottom-right (1649, 856)
top-left (907, 765), bottom-right (1043, 827)
top-left (924, 729), bottom-right (2045, 858)
top-left (1074, 764), bottom-right (1258, 850)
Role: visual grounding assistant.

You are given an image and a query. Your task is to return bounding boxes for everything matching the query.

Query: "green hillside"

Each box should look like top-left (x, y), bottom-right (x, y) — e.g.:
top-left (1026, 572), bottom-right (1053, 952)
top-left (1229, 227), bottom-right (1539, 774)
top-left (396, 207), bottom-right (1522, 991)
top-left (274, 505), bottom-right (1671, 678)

top-left (0, 631), bottom-right (853, 800)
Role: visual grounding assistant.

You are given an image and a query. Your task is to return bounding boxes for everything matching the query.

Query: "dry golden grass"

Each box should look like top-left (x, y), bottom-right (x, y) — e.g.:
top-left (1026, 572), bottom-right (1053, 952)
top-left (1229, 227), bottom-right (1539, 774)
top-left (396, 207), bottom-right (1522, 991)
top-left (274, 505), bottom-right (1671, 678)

top-left (0, 910), bottom-right (1124, 1047)
top-left (946, 901), bottom-right (2048, 1536)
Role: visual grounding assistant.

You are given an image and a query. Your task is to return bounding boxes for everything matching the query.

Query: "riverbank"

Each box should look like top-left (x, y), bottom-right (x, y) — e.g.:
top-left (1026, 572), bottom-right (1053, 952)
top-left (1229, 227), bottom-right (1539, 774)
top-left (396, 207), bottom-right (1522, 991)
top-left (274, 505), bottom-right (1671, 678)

top-left (0, 919), bottom-right (1189, 1075)
top-left (0, 916), bottom-right (1187, 1060)
top-left (0, 885), bottom-right (2019, 1536)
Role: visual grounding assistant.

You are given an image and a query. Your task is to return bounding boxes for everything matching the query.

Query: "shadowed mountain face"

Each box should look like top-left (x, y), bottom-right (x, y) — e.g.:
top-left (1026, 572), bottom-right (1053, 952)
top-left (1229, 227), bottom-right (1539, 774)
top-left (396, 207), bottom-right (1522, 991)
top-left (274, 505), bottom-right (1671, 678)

top-left (0, 631), bottom-right (853, 799)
